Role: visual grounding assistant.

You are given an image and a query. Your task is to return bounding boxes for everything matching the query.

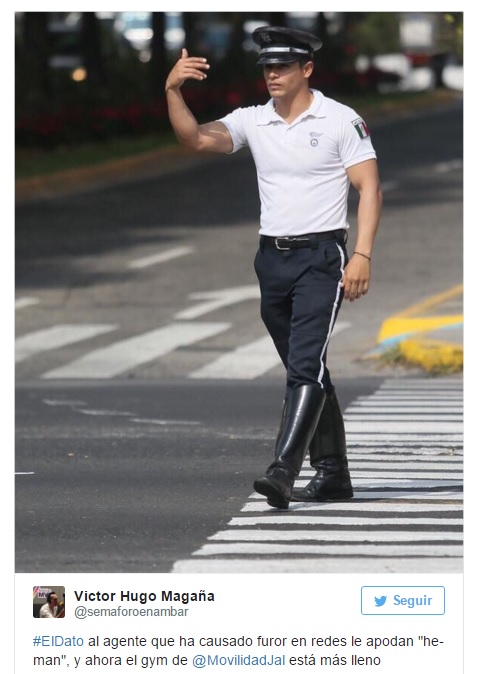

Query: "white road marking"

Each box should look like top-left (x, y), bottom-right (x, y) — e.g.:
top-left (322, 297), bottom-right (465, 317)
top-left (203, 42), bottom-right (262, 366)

top-left (41, 322), bottom-right (230, 379)
top-left (16, 324), bottom-right (117, 363)
top-left (42, 399), bottom-right (87, 407)
top-left (227, 516), bottom-right (462, 527)
top-left (189, 322), bottom-right (350, 380)
top-left (434, 159), bottom-right (463, 173)
top-left (192, 543), bottom-right (461, 557)
top-left (128, 246), bottom-right (194, 269)
top-left (131, 418), bottom-right (201, 426)
top-left (15, 297), bottom-right (40, 309)
top-left (189, 335), bottom-right (280, 380)
top-left (352, 401), bottom-right (461, 408)
top-left (242, 501), bottom-right (462, 513)
top-left (300, 470), bottom-right (460, 479)
top-left (76, 409), bottom-right (134, 417)
top-left (344, 414), bottom-right (462, 422)
top-left (248, 491), bottom-right (461, 501)
top-left (173, 558), bottom-right (461, 573)
top-left (175, 285), bottom-right (260, 320)
top-left (172, 378), bottom-right (462, 573)
top-left (346, 436), bottom-right (462, 444)
top-left (209, 530), bottom-right (462, 543)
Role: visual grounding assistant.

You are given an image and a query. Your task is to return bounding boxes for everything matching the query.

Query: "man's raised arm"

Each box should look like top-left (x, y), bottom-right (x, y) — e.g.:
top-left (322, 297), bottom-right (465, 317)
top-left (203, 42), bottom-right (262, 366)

top-left (165, 48), bottom-right (233, 154)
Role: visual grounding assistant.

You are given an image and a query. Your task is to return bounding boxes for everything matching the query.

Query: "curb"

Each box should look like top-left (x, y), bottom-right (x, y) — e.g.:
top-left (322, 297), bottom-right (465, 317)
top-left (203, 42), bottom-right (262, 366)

top-left (366, 285), bottom-right (463, 374)
top-left (399, 337), bottom-right (463, 373)
top-left (15, 144), bottom-right (217, 202)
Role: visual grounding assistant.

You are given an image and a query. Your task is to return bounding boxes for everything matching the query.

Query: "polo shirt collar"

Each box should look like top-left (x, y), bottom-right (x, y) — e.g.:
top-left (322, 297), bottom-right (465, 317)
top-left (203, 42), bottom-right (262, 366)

top-left (257, 89), bottom-right (325, 126)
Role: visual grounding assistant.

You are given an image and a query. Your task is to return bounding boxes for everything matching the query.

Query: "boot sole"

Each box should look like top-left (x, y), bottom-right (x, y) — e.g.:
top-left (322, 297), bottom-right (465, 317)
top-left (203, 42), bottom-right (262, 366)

top-left (290, 488), bottom-right (354, 503)
top-left (253, 479), bottom-right (290, 510)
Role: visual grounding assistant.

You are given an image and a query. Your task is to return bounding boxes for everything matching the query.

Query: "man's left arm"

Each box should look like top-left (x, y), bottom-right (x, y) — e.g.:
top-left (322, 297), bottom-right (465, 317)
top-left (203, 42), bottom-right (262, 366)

top-left (342, 159), bottom-right (383, 302)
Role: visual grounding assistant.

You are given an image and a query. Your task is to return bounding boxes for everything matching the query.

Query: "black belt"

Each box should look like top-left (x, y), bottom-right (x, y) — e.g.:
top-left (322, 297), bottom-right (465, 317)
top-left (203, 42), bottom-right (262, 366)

top-left (260, 230), bottom-right (347, 251)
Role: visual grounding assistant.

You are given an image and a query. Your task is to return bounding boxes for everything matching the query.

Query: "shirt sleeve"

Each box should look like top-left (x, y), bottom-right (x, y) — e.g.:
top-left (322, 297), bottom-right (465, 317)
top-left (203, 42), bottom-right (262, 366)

top-left (39, 605), bottom-right (54, 618)
top-left (217, 108), bottom-right (249, 154)
top-left (338, 106), bottom-right (377, 169)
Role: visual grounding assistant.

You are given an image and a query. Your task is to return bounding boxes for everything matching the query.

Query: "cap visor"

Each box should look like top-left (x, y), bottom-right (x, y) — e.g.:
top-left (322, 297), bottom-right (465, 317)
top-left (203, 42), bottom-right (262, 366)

top-left (257, 53), bottom-right (302, 65)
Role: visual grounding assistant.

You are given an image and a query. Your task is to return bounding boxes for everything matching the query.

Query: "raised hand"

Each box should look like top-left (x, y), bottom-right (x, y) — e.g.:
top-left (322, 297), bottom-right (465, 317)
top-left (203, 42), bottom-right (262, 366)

top-left (165, 48), bottom-right (210, 91)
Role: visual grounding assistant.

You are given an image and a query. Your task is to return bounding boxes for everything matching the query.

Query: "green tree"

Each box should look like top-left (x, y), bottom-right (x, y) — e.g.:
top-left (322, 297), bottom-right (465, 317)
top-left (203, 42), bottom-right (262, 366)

top-left (351, 12), bottom-right (400, 57)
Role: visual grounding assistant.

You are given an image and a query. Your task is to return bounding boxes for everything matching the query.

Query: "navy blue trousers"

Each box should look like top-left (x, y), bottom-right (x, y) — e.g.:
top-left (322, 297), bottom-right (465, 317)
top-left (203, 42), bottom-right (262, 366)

top-left (254, 236), bottom-right (348, 394)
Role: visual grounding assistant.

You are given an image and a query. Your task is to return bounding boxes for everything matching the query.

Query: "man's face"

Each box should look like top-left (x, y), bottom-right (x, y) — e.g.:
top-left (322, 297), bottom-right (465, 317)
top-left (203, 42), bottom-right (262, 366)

top-left (263, 61), bottom-right (312, 99)
top-left (49, 594), bottom-right (58, 606)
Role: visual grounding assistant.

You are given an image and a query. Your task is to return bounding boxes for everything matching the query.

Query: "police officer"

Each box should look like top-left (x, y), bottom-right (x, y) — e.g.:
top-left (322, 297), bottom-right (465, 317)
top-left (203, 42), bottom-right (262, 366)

top-left (165, 26), bottom-right (382, 509)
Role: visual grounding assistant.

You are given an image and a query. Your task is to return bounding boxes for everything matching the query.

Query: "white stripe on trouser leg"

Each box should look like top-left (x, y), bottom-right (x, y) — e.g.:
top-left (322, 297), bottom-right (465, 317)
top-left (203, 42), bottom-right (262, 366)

top-left (317, 242), bottom-right (345, 386)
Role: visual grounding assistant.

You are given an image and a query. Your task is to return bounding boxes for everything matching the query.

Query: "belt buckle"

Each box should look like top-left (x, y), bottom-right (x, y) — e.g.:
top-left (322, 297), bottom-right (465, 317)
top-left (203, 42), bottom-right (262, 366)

top-left (275, 237), bottom-right (291, 250)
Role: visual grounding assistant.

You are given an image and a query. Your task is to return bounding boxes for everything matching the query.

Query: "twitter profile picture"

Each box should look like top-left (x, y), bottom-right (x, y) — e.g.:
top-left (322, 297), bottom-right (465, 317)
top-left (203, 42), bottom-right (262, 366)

top-left (33, 586), bottom-right (65, 618)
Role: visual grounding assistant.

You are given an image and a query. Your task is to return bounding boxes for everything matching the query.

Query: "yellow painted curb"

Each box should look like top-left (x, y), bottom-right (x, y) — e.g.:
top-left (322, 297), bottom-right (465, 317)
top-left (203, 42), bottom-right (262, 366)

top-left (399, 338), bottom-right (463, 373)
top-left (377, 285), bottom-right (463, 343)
top-left (378, 315), bottom-right (462, 342)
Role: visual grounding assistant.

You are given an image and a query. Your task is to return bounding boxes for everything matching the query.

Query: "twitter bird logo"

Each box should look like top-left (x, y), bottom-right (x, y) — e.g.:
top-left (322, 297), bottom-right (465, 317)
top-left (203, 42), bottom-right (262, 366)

top-left (374, 596), bottom-right (387, 607)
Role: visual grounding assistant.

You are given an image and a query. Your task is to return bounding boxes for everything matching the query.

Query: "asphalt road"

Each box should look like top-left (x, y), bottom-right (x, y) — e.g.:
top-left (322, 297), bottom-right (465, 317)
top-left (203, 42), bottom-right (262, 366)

top-left (15, 98), bottom-right (463, 573)
top-left (16, 377), bottom-right (380, 573)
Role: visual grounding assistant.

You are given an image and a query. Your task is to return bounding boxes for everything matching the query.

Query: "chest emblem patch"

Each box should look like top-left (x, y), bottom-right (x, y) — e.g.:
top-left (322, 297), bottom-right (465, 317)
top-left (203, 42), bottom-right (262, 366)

top-left (352, 118), bottom-right (371, 139)
top-left (309, 131), bottom-right (323, 147)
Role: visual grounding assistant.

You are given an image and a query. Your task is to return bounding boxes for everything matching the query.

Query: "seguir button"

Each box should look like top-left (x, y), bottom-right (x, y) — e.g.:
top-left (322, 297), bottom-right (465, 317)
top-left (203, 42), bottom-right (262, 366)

top-left (361, 586), bottom-right (445, 615)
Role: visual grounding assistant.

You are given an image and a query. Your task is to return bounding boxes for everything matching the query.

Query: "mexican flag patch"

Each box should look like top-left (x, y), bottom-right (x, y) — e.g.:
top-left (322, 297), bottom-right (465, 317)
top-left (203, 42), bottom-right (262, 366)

top-left (352, 118), bottom-right (370, 139)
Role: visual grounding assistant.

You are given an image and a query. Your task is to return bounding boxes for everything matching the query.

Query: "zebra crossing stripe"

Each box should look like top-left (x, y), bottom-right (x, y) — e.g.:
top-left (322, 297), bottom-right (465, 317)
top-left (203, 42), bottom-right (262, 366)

top-left (208, 530), bottom-right (462, 543)
top-left (344, 414), bottom-right (462, 421)
top-left (171, 378), bottom-right (463, 573)
top-left (15, 324), bottom-right (116, 363)
top-left (189, 335), bottom-right (281, 380)
top-left (172, 557), bottom-right (461, 573)
top-left (41, 322), bottom-right (230, 379)
top-left (248, 490), bottom-right (461, 501)
top-left (227, 515), bottom-right (462, 526)
top-left (352, 401), bottom-right (461, 407)
top-left (300, 470), bottom-right (460, 478)
top-left (344, 421), bottom-right (462, 433)
top-left (189, 321), bottom-right (350, 380)
top-left (190, 543), bottom-right (462, 559)
top-left (346, 434), bottom-right (462, 443)
top-left (242, 501), bottom-right (462, 512)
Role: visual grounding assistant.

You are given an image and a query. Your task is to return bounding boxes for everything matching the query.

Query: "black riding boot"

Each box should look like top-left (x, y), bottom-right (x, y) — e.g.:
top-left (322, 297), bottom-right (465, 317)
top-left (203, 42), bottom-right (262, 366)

top-left (254, 384), bottom-right (326, 509)
top-left (291, 387), bottom-right (353, 501)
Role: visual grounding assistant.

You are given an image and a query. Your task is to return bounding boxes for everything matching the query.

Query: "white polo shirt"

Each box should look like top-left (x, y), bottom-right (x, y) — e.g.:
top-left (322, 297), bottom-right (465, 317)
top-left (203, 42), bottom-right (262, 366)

top-left (219, 89), bottom-right (377, 236)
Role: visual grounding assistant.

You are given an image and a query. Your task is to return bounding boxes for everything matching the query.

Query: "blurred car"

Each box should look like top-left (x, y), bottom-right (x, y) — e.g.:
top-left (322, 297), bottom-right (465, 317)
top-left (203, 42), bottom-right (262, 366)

top-left (114, 11), bottom-right (185, 61)
top-left (114, 12), bottom-right (152, 54)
